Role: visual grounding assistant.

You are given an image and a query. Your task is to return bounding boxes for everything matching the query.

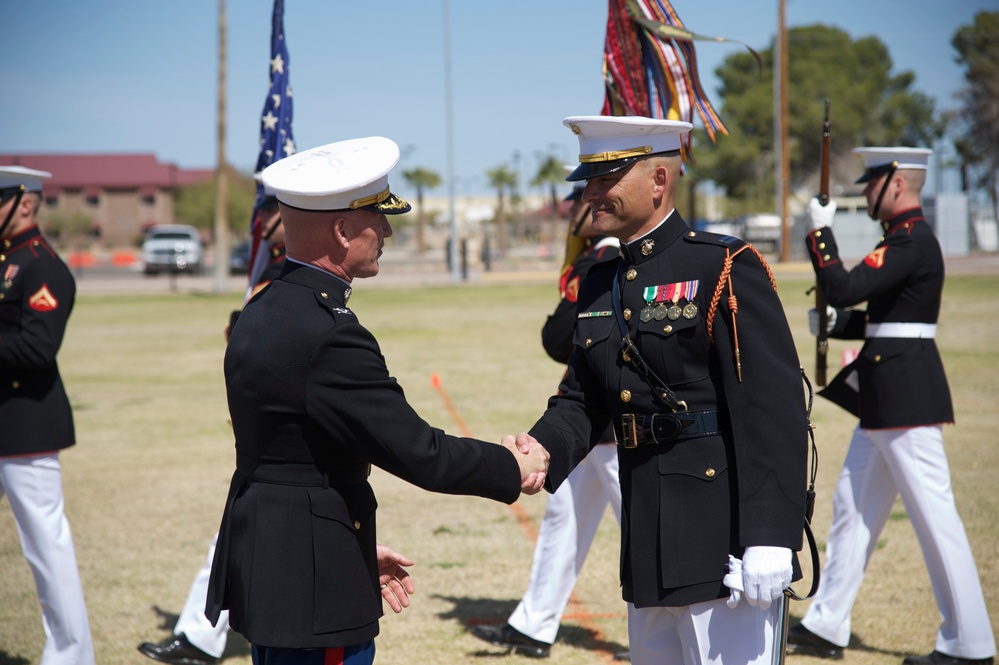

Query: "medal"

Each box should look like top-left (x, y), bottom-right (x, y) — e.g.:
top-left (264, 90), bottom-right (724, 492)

top-left (667, 305), bottom-right (682, 320)
top-left (640, 306), bottom-right (654, 322)
top-left (683, 302), bottom-right (699, 319)
top-left (654, 304), bottom-right (668, 321)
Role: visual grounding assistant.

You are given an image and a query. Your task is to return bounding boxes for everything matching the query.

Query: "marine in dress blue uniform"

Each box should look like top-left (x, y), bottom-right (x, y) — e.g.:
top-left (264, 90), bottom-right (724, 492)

top-left (204, 138), bottom-right (548, 665)
top-left (0, 165), bottom-right (94, 665)
top-left (788, 148), bottom-right (996, 665)
top-left (523, 117), bottom-right (810, 665)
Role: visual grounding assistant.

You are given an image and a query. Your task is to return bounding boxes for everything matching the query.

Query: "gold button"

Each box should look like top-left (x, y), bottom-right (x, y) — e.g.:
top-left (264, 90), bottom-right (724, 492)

top-left (0, 293), bottom-right (4, 300)
top-left (663, 325), bottom-right (673, 333)
top-left (687, 231), bottom-right (696, 237)
top-left (585, 338), bottom-right (593, 348)
top-left (1, 239), bottom-right (9, 249)
top-left (622, 351), bottom-right (631, 362)
top-left (823, 255), bottom-right (831, 261)
top-left (626, 269), bottom-right (637, 281)
top-left (623, 308), bottom-right (632, 321)
top-left (320, 292), bottom-right (328, 299)
top-left (814, 230), bottom-right (822, 238)
top-left (620, 390), bottom-right (632, 403)
top-left (0, 254), bottom-right (5, 262)
top-left (12, 381), bottom-right (20, 389)
top-left (874, 355), bottom-right (881, 362)
top-left (818, 243), bottom-right (826, 250)
top-left (354, 520), bottom-right (361, 530)
top-left (705, 468), bottom-right (716, 478)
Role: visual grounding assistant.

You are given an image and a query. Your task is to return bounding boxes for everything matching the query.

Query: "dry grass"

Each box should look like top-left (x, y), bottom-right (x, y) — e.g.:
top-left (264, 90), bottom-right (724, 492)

top-left (0, 272), bottom-right (996, 665)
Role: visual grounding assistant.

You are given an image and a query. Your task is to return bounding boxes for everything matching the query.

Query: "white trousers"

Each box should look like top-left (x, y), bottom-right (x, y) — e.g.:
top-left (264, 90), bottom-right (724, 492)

top-left (175, 530), bottom-right (230, 658)
top-left (0, 453), bottom-right (94, 665)
top-left (802, 425), bottom-right (996, 659)
top-left (508, 443), bottom-right (625, 644)
top-left (628, 597), bottom-right (782, 665)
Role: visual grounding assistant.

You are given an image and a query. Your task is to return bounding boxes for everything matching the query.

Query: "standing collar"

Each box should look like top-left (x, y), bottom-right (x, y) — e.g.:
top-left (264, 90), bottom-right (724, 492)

top-left (280, 259), bottom-right (353, 305)
top-left (619, 210), bottom-right (687, 265)
top-left (885, 206), bottom-right (924, 233)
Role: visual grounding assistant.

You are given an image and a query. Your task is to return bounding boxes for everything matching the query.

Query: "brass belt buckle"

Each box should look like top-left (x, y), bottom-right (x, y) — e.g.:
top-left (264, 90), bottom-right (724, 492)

top-left (620, 413), bottom-right (639, 449)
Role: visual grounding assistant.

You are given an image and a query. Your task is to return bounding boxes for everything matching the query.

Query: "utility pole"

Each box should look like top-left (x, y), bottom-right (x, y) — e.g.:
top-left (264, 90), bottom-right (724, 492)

top-left (775, 0), bottom-right (791, 262)
top-left (213, 0), bottom-right (230, 293)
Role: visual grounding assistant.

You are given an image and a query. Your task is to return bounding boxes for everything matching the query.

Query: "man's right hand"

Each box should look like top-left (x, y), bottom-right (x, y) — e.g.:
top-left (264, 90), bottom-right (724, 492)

top-left (501, 433), bottom-right (549, 495)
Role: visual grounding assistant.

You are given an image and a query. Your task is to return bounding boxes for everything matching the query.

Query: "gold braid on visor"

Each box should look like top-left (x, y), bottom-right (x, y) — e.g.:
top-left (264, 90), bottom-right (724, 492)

top-left (579, 145), bottom-right (652, 163)
top-left (349, 187), bottom-right (391, 210)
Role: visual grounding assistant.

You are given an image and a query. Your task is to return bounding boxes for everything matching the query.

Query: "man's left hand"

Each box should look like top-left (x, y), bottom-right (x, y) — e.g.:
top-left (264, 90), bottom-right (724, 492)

top-left (742, 546), bottom-right (792, 609)
top-left (376, 545), bottom-right (415, 613)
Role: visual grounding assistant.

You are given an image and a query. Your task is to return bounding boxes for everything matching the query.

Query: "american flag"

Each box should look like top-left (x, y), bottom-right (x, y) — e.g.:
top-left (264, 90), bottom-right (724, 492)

top-left (246, 0), bottom-right (295, 299)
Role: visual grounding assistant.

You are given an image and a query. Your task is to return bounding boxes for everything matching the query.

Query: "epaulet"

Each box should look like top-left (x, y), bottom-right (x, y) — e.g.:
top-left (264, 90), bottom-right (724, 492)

top-left (681, 230), bottom-right (747, 250)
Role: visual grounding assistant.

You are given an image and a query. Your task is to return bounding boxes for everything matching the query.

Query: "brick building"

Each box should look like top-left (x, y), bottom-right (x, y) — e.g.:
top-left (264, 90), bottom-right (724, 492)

top-left (0, 153), bottom-right (213, 247)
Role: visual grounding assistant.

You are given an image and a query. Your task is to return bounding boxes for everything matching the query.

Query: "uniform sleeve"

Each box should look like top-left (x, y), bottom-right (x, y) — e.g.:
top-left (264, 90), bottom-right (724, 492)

top-left (306, 320), bottom-right (522, 504)
top-left (711, 251), bottom-right (808, 549)
top-left (540, 297), bottom-right (576, 364)
top-left (0, 258), bottom-right (76, 369)
top-left (807, 227), bottom-right (917, 308)
top-left (529, 336), bottom-right (613, 492)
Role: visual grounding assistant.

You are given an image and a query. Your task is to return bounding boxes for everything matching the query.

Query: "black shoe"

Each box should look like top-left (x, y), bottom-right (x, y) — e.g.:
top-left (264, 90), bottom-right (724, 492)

top-left (786, 624), bottom-right (844, 660)
top-left (902, 651), bottom-right (994, 665)
top-left (471, 623), bottom-right (551, 658)
top-left (137, 634), bottom-right (219, 665)
top-left (614, 650), bottom-right (631, 661)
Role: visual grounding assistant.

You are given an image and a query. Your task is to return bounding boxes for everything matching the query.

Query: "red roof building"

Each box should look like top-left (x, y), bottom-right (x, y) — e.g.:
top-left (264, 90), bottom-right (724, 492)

top-left (0, 153), bottom-right (214, 246)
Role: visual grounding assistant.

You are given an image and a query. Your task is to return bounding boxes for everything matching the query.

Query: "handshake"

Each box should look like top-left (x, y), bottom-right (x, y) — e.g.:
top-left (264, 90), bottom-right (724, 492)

top-left (501, 432), bottom-right (549, 495)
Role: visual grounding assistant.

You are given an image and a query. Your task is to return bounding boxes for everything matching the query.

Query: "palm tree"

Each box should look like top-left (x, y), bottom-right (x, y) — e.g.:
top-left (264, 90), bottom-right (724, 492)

top-left (531, 155), bottom-right (566, 219)
top-left (485, 165), bottom-right (518, 255)
top-left (401, 167), bottom-right (442, 254)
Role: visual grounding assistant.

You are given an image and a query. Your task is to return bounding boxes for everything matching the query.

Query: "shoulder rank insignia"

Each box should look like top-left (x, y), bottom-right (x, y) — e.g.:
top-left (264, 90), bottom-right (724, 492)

top-left (28, 284), bottom-right (58, 312)
top-left (864, 247), bottom-right (887, 269)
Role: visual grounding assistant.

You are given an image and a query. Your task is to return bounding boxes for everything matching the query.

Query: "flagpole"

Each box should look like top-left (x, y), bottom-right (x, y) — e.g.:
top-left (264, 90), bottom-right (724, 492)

top-left (775, 0), bottom-right (790, 263)
top-left (443, 0), bottom-right (459, 283)
top-left (213, 0), bottom-right (230, 294)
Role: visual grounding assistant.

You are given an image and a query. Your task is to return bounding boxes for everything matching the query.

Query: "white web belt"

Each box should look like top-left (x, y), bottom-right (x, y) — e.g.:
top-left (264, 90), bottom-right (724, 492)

top-left (866, 322), bottom-right (937, 339)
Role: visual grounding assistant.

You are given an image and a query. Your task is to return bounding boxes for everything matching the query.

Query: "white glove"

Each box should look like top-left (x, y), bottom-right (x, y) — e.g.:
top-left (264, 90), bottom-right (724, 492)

top-left (723, 555), bottom-right (744, 608)
top-left (808, 197), bottom-right (837, 230)
top-left (742, 546), bottom-right (792, 609)
top-left (808, 306), bottom-right (837, 336)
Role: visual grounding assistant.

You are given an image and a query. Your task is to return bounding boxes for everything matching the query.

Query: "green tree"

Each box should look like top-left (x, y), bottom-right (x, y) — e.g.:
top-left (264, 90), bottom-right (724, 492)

top-left (692, 24), bottom-right (939, 210)
top-left (401, 166), bottom-right (442, 255)
top-left (951, 11), bottom-right (999, 215)
top-left (174, 165), bottom-right (255, 240)
top-left (531, 155), bottom-right (566, 219)
top-left (485, 165), bottom-right (518, 254)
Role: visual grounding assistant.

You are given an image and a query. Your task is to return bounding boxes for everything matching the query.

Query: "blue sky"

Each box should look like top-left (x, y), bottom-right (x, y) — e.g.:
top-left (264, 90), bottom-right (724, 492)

top-left (2, 0), bottom-right (992, 198)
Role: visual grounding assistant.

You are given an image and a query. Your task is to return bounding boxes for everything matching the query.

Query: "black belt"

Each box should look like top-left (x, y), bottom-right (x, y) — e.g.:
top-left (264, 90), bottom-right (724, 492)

top-left (236, 452), bottom-right (371, 487)
top-left (613, 410), bottom-right (721, 448)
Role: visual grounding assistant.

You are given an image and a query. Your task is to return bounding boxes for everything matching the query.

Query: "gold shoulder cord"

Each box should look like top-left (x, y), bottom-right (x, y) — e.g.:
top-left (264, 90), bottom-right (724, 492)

top-left (706, 244), bottom-right (779, 382)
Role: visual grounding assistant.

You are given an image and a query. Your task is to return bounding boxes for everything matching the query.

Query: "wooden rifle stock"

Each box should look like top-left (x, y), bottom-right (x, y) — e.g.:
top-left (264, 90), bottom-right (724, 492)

top-left (815, 100), bottom-right (831, 386)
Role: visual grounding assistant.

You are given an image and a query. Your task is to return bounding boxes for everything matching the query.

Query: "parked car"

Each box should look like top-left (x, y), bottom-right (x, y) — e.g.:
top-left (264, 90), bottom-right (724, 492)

top-left (739, 213), bottom-right (782, 252)
top-left (229, 240), bottom-right (251, 275)
top-left (141, 224), bottom-right (203, 275)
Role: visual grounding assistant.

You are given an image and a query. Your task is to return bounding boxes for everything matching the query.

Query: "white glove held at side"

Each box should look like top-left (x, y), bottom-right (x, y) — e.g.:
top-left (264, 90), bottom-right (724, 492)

top-left (723, 555), bottom-right (744, 608)
top-left (808, 306), bottom-right (837, 336)
top-left (808, 197), bottom-right (837, 230)
top-left (742, 546), bottom-right (792, 610)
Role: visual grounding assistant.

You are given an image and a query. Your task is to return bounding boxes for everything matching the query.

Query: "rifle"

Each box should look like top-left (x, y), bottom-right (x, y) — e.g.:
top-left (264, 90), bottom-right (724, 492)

top-left (814, 100), bottom-right (831, 387)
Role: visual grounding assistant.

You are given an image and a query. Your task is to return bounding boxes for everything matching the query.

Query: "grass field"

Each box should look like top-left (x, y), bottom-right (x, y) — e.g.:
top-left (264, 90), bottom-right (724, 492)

top-left (0, 270), bottom-right (996, 665)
